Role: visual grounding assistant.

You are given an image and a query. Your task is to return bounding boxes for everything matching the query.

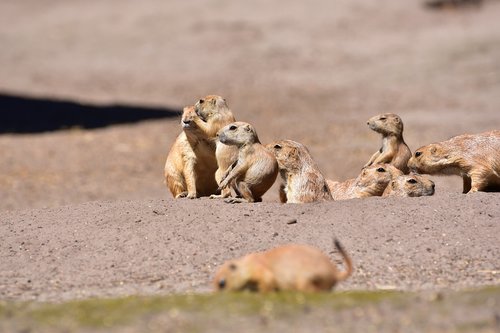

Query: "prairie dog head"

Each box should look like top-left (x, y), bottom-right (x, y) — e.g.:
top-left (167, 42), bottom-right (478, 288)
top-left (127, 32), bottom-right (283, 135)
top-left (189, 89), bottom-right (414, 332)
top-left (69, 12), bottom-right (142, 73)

top-left (367, 113), bottom-right (404, 136)
top-left (384, 173), bottom-right (435, 197)
top-left (180, 106), bottom-right (198, 130)
top-left (194, 95), bottom-right (234, 123)
top-left (266, 140), bottom-right (313, 173)
top-left (218, 122), bottom-right (260, 147)
top-left (407, 143), bottom-right (451, 174)
top-left (357, 164), bottom-right (396, 188)
top-left (213, 255), bottom-right (264, 292)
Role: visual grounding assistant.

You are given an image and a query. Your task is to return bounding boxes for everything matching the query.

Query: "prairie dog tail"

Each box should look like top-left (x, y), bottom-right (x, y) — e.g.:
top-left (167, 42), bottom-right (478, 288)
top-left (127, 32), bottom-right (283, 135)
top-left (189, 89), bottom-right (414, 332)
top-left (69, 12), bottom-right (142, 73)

top-left (334, 239), bottom-right (353, 281)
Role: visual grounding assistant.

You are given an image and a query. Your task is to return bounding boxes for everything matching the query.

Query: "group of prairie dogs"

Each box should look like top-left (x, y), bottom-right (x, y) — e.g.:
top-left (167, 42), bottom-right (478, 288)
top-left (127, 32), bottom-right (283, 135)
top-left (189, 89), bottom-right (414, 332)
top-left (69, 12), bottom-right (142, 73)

top-left (165, 95), bottom-right (500, 203)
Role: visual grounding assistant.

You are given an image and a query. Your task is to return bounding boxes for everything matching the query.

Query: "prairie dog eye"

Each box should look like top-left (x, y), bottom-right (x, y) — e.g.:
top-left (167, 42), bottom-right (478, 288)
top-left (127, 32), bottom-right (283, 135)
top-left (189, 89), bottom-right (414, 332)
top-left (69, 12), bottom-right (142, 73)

top-left (218, 279), bottom-right (226, 289)
top-left (407, 179), bottom-right (418, 184)
top-left (376, 167), bottom-right (386, 172)
top-left (379, 116), bottom-right (387, 120)
top-left (415, 151), bottom-right (422, 157)
top-left (229, 125), bottom-right (237, 131)
top-left (199, 99), bottom-right (205, 104)
top-left (274, 144), bottom-right (282, 150)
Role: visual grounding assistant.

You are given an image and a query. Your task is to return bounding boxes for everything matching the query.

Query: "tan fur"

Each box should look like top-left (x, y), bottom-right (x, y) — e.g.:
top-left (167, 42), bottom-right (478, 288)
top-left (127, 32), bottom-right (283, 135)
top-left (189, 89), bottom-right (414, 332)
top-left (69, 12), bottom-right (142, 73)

top-left (266, 140), bottom-right (332, 203)
top-left (327, 163), bottom-right (403, 200)
top-left (407, 130), bottom-right (500, 193)
top-left (217, 122), bottom-right (278, 203)
top-left (382, 173), bottom-right (435, 197)
top-left (213, 241), bottom-right (353, 293)
top-left (365, 113), bottom-right (412, 174)
top-left (164, 106), bottom-right (218, 198)
top-left (192, 95), bottom-right (238, 199)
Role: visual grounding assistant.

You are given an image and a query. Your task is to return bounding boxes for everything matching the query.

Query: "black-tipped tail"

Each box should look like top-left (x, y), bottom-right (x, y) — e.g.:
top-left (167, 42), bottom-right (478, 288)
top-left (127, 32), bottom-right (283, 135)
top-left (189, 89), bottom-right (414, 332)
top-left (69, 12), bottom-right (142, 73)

top-left (334, 238), bottom-right (353, 282)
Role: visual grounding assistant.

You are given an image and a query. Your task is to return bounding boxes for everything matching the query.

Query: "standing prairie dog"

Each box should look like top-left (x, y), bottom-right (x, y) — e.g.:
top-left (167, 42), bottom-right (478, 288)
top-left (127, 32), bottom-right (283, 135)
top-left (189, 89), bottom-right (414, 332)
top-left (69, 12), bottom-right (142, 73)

top-left (266, 140), bottom-right (332, 203)
top-left (407, 130), bottom-right (500, 193)
top-left (214, 240), bottom-right (353, 293)
top-left (164, 106), bottom-right (218, 198)
top-left (365, 113), bottom-right (412, 174)
top-left (382, 173), bottom-right (435, 197)
top-left (192, 95), bottom-right (238, 198)
top-left (217, 122), bottom-right (278, 203)
top-left (327, 163), bottom-right (403, 200)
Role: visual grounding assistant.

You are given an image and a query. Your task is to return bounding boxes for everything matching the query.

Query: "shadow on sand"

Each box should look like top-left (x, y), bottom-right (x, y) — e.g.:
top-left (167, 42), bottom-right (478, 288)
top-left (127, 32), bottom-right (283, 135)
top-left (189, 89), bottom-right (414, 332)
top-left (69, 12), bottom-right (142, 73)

top-left (0, 93), bottom-right (181, 134)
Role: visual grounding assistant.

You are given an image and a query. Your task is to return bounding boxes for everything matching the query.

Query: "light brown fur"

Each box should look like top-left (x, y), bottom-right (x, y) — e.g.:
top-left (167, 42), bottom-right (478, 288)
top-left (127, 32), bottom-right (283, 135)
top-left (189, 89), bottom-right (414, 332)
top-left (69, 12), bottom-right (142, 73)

top-left (192, 95), bottom-right (238, 199)
top-left (407, 130), bottom-right (500, 193)
top-left (327, 163), bottom-right (403, 200)
top-left (365, 113), bottom-right (412, 174)
top-left (217, 122), bottom-right (278, 203)
top-left (213, 241), bottom-right (353, 293)
top-left (164, 106), bottom-right (218, 198)
top-left (382, 173), bottom-right (435, 197)
top-left (266, 140), bottom-right (332, 203)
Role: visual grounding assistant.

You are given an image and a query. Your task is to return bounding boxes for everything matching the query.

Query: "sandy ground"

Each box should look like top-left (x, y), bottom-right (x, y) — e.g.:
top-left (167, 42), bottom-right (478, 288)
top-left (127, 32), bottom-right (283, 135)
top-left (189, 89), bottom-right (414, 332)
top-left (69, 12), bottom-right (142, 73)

top-left (1, 193), bottom-right (499, 302)
top-left (0, 0), bottom-right (499, 316)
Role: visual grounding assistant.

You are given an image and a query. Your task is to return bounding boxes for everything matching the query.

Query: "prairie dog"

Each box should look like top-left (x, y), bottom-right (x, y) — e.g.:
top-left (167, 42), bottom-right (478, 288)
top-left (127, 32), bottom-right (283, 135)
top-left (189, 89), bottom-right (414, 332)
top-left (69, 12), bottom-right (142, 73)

top-left (407, 130), bottom-right (500, 193)
top-left (365, 113), bottom-right (412, 174)
top-left (327, 163), bottom-right (403, 200)
top-left (266, 140), bottom-right (332, 203)
top-left (164, 106), bottom-right (218, 198)
top-left (193, 95), bottom-right (238, 198)
top-left (382, 173), bottom-right (435, 197)
top-left (214, 240), bottom-right (353, 293)
top-left (217, 122), bottom-right (278, 203)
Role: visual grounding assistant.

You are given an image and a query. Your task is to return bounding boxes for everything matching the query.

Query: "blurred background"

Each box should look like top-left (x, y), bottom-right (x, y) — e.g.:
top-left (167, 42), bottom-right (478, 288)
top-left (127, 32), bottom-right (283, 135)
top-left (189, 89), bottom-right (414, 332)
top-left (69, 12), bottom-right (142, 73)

top-left (1, 0), bottom-right (499, 210)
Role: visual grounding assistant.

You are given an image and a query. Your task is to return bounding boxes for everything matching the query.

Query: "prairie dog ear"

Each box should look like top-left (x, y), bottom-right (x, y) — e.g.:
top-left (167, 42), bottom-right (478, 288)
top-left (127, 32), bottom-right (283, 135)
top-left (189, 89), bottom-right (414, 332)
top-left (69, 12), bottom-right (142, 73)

top-left (215, 97), bottom-right (227, 108)
top-left (430, 146), bottom-right (437, 155)
top-left (245, 124), bottom-right (252, 132)
top-left (394, 116), bottom-right (400, 123)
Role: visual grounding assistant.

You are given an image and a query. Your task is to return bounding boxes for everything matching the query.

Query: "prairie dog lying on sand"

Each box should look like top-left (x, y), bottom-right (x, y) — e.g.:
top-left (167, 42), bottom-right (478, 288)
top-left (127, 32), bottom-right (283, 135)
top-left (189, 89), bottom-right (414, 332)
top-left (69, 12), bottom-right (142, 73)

top-left (382, 173), bottom-right (435, 197)
top-left (327, 163), bottom-right (403, 200)
top-left (214, 240), bottom-right (353, 292)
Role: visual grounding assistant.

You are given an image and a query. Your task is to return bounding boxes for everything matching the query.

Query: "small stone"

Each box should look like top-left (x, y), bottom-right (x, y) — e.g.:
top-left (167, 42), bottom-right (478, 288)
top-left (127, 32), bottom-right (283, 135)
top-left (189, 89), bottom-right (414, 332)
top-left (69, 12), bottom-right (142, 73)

top-left (287, 219), bottom-right (297, 225)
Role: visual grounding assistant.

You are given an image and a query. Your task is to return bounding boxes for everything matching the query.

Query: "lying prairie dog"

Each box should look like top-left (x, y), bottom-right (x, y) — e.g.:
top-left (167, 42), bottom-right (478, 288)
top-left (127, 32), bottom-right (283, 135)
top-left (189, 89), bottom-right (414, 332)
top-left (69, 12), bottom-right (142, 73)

top-left (382, 173), bottom-right (435, 197)
top-left (214, 240), bottom-right (353, 292)
top-left (327, 163), bottom-right (403, 200)
top-left (407, 130), bottom-right (500, 193)
top-left (217, 122), bottom-right (278, 203)
top-left (266, 139), bottom-right (332, 203)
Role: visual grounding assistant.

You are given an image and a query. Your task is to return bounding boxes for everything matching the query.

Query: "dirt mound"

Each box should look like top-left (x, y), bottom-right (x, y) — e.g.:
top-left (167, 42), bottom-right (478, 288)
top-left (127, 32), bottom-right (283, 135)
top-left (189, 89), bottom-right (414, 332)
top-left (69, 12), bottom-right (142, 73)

top-left (1, 193), bottom-right (498, 302)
